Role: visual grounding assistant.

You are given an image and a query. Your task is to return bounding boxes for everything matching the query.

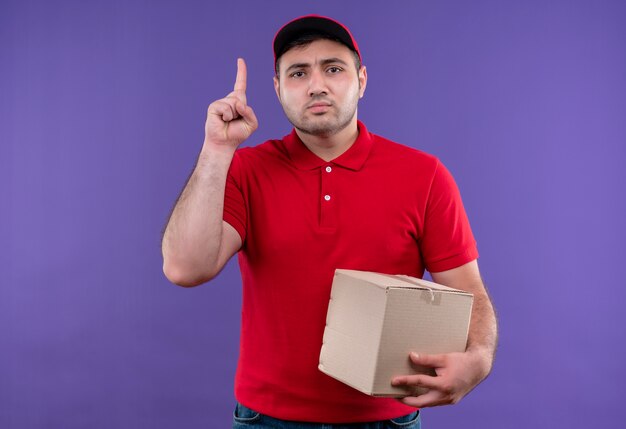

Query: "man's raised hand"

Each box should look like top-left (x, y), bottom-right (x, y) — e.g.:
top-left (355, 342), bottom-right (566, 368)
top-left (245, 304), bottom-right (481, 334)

top-left (203, 58), bottom-right (258, 151)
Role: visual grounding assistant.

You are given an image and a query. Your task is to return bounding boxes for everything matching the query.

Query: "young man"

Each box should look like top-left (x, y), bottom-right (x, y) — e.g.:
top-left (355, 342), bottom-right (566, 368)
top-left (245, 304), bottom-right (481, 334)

top-left (162, 15), bottom-right (497, 428)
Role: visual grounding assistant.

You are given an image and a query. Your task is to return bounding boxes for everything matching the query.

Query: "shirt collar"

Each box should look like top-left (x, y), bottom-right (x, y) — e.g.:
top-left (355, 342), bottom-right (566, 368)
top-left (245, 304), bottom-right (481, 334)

top-left (282, 120), bottom-right (374, 171)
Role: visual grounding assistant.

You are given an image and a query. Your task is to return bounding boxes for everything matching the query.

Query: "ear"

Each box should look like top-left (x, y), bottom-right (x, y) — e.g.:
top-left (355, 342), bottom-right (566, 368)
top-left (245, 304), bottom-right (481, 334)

top-left (358, 65), bottom-right (368, 98)
top-left (273, 75), bottom-right (281, 101)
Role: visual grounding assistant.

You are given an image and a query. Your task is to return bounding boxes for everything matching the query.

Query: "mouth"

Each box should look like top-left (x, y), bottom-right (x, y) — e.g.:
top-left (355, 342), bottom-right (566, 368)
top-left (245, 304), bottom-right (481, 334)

top-left (306, 102), bottom-right (332, 114)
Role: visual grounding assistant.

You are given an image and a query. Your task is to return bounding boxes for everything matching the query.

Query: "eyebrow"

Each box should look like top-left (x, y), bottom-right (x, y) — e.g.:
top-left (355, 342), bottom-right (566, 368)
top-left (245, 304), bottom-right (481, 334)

top-left (284, 57), bottom-right (349, 74)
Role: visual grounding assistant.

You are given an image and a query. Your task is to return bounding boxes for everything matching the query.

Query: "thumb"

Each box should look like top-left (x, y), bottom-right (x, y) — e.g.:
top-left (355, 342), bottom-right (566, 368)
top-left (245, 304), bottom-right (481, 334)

top-left (235, 101), bottom-right (258, 130)
top-left (409, 352), bottom-right (446, 368)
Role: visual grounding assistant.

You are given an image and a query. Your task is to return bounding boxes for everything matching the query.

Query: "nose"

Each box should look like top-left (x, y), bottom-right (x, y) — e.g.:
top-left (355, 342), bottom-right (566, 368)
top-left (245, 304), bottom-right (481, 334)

top-left (308, 68), bottom-right (328, 97)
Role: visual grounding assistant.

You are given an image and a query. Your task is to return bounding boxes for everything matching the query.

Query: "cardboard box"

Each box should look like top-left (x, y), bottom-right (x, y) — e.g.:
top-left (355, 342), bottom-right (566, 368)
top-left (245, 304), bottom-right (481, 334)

top-left (318, 269), bottom-right (473, 397)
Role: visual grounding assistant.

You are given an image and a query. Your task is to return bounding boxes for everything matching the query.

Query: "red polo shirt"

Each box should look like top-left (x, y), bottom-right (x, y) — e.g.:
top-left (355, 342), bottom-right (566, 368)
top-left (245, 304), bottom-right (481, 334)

top-left (223, 121), bottom-right (478, 423)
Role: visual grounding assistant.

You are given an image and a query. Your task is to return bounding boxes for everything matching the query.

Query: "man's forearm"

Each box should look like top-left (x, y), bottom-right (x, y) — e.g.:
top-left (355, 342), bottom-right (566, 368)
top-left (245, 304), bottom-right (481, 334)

top-left (161, 146), bottom-right (235, 285)
top-left (162, 58), bottom-right (257, 286)
top-left (431, 261), bottom-right (498, 373)
top-left (466, 285), bottom-right (498, 372)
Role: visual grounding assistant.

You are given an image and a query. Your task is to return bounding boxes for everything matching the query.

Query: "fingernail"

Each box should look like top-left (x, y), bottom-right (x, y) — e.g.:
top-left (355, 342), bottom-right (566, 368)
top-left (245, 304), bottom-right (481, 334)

top-left (410, 352), bottom-right (419, 359)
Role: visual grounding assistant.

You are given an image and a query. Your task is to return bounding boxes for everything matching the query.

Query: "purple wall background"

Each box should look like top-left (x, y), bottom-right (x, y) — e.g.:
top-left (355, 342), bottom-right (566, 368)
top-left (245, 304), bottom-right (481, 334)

top-left (2, 0), bottom-right (625, 427)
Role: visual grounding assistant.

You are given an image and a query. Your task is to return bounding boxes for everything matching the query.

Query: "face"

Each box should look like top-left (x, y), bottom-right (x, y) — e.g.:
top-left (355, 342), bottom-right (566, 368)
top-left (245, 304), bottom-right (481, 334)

top-left (274, 39), bottom-right (367, 137)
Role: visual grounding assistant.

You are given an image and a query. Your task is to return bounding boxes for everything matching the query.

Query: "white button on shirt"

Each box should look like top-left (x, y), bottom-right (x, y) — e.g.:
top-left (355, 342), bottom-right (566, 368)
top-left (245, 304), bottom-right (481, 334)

top-left (325, 166), bottom-right (332, 173)
top-left (324, 195), bottom-right (331, 201)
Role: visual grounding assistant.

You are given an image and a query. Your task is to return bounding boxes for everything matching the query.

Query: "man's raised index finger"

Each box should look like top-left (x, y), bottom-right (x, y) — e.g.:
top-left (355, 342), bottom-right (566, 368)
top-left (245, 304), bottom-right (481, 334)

top-left (234, 58), bottom-right (247, 93)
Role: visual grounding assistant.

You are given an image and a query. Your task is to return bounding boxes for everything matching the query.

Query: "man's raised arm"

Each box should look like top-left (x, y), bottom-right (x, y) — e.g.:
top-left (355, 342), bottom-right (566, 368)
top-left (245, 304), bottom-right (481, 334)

top-left (161, 58), bottom-right (258, 287)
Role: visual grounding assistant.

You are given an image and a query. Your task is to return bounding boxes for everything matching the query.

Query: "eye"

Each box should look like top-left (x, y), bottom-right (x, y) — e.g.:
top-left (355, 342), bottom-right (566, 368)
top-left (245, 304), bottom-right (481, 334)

top-left (290, 71), bottom-right (305, 78)
top-left (327, 66), bottom-right (343, 74)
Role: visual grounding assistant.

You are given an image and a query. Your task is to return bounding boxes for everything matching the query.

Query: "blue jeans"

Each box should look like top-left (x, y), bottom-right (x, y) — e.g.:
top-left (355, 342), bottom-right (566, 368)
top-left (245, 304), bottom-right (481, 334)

top-left (232, 402), bottom-right (421, 429)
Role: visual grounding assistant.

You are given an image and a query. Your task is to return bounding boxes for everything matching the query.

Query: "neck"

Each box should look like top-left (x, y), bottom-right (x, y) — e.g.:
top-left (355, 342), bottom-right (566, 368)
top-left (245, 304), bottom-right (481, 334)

top-left (295, 117), bottom-right (359, 162)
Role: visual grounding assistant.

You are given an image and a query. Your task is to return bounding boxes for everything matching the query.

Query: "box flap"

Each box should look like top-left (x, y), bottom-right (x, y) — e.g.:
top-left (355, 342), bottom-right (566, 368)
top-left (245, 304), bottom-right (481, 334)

top-left (334, 269), bottom-right (472, 296)
top-left (395, 274), bottom-right (473, 296)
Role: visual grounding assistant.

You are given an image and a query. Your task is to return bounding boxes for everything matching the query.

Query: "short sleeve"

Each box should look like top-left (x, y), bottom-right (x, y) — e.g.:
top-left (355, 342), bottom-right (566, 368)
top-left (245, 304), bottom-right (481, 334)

top-left (223, 151), bottom-right (247, 243)
top-left (421, 160), bottom-right (478, 273)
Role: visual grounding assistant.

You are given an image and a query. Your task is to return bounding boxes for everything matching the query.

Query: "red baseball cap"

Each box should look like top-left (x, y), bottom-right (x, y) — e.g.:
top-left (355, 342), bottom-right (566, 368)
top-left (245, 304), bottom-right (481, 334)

top-left (273, 15), bottom-right (362, 67)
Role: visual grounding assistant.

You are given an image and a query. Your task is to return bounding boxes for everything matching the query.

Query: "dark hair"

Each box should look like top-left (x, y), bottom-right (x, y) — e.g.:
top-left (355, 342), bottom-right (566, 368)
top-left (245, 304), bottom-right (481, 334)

top-left (274, 32), bottom-right (362, 77)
